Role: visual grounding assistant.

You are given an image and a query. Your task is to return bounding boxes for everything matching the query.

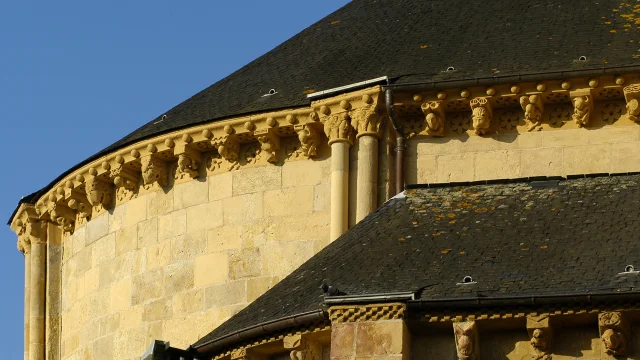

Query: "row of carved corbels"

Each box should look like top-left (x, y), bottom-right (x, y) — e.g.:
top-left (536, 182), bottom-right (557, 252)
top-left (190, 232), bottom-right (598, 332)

top-left (452, 311), bottom-right (629, 360)
top-left (412, 83), bottom-right (640, 136)
top-left (317, 93), bottom-right (382, 145)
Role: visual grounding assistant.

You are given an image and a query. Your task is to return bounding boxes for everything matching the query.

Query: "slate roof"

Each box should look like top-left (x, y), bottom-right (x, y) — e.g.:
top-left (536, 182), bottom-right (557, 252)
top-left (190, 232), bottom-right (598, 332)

top-left (10, 0), bottom-right (640, 220)
top-left (193, 173), bottom-right (640, 349)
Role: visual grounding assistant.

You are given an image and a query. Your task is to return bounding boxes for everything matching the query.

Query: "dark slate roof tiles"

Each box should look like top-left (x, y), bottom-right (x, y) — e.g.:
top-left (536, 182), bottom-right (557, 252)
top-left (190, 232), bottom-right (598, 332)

top-left (193, 174), bottom-right (640, 348)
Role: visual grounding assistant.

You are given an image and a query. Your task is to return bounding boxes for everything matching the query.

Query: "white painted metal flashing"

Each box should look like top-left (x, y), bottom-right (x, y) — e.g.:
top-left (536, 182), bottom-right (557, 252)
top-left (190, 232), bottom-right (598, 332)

top-left (306, 76), bottom-right (389, 99)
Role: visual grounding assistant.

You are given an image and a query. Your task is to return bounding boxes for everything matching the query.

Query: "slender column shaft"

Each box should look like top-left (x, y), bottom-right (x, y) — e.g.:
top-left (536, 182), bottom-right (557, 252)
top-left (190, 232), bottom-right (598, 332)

top-left (46, 223), bottom-right (62, 360)
top-left (29, 240), bottom-right (46, 360)
top-left (355, 135), bottom-right (379, 222)
top-left (330, 141), bottom-right (350, 241)
top-left (24, 250), bottom-right (31, 360)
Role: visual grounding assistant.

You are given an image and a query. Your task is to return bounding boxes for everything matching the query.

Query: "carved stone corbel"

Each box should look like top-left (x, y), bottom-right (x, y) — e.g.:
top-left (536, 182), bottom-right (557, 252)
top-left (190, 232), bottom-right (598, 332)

top-left (322, 112), bottom-right (355, 145)
top-left (84, 169), bottom-right (114, 215)
top-left (420, 101), bottom-right (445, 137)
top-left (623, 84), bottom-right (640, 123)
top-left (598, 311), bottom-right (629, 357)
top-left (141, 155), bottom-right (168, 190)
top-left (212, 131), bottom-right (241, 170)
top-left (527, 315), bottom-right (552, 360)
top-left (294, 124), bottom-right (322, 158)
top-left (174, 135), bottom-right (201, 181)
top-left (520, 95), bottom-right (545, 131)
top-left (350, 104), bottom-right (381, 138)
top-left (61, 180), bottom-right (91, 226)
top-left (255, 129), bottom-right (281, 164)
top-left (111, 164), bottom-right (139, 202)
top-left (453, 320), bottom-right (478, 360)
top-left (45, 195), bottom-right (75, 232)
top-left (283, 334), bottom-right (322, 360)
top-left (470, 98), bottom-right (493, 135)
top-left (570, 89), bottom-right (593, 127)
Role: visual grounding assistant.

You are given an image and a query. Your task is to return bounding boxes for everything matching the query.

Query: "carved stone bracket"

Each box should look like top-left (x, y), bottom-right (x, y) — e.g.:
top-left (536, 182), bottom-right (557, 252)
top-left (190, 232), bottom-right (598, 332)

top-left (45, 195), bottom-right (75, 232)
top-left (520, 95), bottom-right (545, 131)
top-left (212, 134), bottom-right (241, 165)
top-left (598, 311), bottom-right (629, 357)
top-left (294, 124), bottom-right (322, 158)
top-left (420, 101), bottom-right (445, 137)
top-left (453, 320), bottom-right (478, 360)
top-left (470, 98), bottom-right (493, 135)
top-left (111, 165), bottom-right (139, 202)
top-left (255, 129), bottom-right (281, 164)
top-left (174, 144), bottom-right (201, 181)
top-left (284, 334), bottom-right (322, 360)
top-left (570, 89), bottom-right (594, 128)
top-left (84, 169), bottom-right (113, 215)
top-left (141, 155), bottom-right (168, 191)
top-left (623, 84), bottom-right (640, 123)
top-left (527, 315), bottom-right (552, 360)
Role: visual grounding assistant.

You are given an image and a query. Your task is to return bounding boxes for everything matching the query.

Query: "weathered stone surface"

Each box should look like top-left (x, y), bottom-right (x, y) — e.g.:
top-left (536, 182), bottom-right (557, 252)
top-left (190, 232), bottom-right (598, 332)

top-left (146, 189), bottom-right (174, 218)
top-left (170, 231), bottom-right (207, 262)
top-left (209, 172), bottom-right (233, 201)
top-left (109, 277), bottom-right (131, 313)
top-left (207, 226), bottom-right (243, 252)
top-left (124, 196), bottom-right (148, 228)
top-left (355, 321), bottom-right (406, 356)
top-left (247, 276), bottom-right (279, 303)
top-left (222, 193), bottom-right (263, 225)
top-left (143, 297), bottom-right (172, 322)
top-left (174, 179), bottom-right (208, 210)
top-left (194, 252), bottom-right (229, 288)
top-left (86, 213), bottom-right (109, 245)
top-left (264, 186), bottom-right (314, 217)
top-left (115, 226), bottom-right (138, 256)
top-left (163, 261), bottom-right (194, 295)
top-left (146, 239), bottom-right (171, 270)
top-left (232, 166), bottom-right (281, 195)
top-left (282, 159), bottom-right (326, 187)
top-left (229, 248), bottom-right (262, 279)
top-left (137, 218), bottom-right (158, 248)
top-left (475, 150), bottom-right (520, 181)
top-left (262, 241), bottom-right (315, 277)
top-left (92, 233), bottom-right (116, 268)
top-left (172, 288), bottom-right (204, 315)
top-left (158, 210), bottom-right (186, 241)
top-left (204, 280), bottom-right (246, 309)
top-left (330, 322), bottom-right (356, 358)
top-left (132, 269), bottom-right (163, 305)
top-left (186, 201), bottom-right (223, 233)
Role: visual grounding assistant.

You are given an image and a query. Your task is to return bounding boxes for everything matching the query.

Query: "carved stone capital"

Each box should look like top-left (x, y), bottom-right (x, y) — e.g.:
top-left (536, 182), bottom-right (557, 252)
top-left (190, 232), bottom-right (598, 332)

top-left (470, 97), bottom-right (493, 135)
top-left (623, 84), bottom-right (640, 123)
top-left (420, 101), bottom-right (445, 137)
top-left (13, 210), bottom-right (39, 254)
top-left (350, 105), bottom-right (381, 138)
top-left (570, 89), bottom-right (593, 128)
top-left (141, 155), bottom-right (168, 190)
top-left (294, 124), bottom-right (322, 158)
top-left (527, 315), bottom-right (552, 360)
top-left (111, 165), bottom-right (139, 202)
top-left (84, 172), bottom-right (113, 215)
top-left (17, 237), bottom-right (31, 255)
top-left (255, 129), bottom-right (281, 164)
top-left (598, 311), bottom-right (629, 357)
top-left (322, 112), bottom-right (354, 145)
top-left (453, 320), bottom-right (478, 360)
top-left (174, 145), bottom-right (201, 181)
top-left (520, 95), bottom-right (544, 131)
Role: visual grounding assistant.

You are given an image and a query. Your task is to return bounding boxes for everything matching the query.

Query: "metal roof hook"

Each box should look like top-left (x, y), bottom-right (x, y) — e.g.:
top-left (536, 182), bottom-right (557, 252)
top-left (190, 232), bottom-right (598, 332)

top-left (446, 66), bottom-right (456, 72)
top-left (456, 276), bottom-right (477, 286)
top-left (578, 56), bottom-right (587, 61)
top-left (262, 89), bottom-right (278, 97)
top-left (618, 265), bottom-right (639, 275)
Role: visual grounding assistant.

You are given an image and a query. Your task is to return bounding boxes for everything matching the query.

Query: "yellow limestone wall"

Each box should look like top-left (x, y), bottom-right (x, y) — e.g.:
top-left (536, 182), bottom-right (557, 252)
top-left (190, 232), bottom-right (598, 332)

top-left (406, 125), bottom-right (640, 184)
top-left (58, 158), bottom-right (331, 360)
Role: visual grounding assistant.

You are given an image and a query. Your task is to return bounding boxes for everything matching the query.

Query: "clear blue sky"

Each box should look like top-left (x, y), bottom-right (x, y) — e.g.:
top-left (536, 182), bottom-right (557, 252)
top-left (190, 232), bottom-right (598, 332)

top-left (0, 1), bottom-right (349, 357)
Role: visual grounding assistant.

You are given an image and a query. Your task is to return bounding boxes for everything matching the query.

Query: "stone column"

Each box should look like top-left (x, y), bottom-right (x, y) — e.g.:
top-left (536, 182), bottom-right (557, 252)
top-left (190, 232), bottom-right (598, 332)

top-left (352, 103), bottom-right (381, 223)
top-left (19, 238), bottom-right (31, 360)
top-left (329, 303), bottom-right (410, 360)
top-left (46, 223), bottom-right (62, 360)
top-left (29, 223), bottom-right (46, 360)
top-left (321, 107), bottom-right (355, 241)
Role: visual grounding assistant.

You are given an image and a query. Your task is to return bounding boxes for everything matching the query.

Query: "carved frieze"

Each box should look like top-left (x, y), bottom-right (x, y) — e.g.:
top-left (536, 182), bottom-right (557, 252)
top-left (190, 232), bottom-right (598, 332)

top-left (527, 315), bottom-right (552, 360)
top-left (255, 129), bottom-right (281, 164)
top-left (84, 170), bottom-right (113, 214)
top-left (141, 155), bottom-right (168, 190)
top-left (623, 84), bottom-right (640, 123)
top-left (470, 98), bottom-right (493, 135)
top-left (322, 112), bottom-right (354, 145)
top-left (294, 124), bottom-right (322, 158)
top-left (453, 321), bottom-right (478, 360)
top-left (520, 95), bottom-right (544, 131)
top-left (420, 101), bottom-right (445, 137)
top-left (598, 311), bottom-right (629, 357)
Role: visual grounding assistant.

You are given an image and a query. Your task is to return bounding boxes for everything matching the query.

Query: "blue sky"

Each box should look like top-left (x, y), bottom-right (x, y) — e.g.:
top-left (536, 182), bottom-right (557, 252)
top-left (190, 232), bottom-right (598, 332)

top-left (0, 1), bottom-right (349, 357)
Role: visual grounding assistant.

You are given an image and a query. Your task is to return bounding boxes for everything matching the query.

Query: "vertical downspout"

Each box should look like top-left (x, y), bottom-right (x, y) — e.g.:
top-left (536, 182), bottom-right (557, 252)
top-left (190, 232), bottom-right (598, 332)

top-left (385, 89), bottom-right (405, 195)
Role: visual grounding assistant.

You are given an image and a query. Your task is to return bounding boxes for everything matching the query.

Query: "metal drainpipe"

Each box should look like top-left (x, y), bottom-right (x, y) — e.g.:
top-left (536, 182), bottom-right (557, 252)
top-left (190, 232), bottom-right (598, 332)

top-left (385, 89), bottom-right (405, 195)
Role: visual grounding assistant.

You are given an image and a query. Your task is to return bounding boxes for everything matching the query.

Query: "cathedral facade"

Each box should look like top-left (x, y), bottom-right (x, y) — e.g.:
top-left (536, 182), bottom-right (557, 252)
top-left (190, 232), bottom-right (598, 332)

top-left (9, 1), bottom-right (640, 359)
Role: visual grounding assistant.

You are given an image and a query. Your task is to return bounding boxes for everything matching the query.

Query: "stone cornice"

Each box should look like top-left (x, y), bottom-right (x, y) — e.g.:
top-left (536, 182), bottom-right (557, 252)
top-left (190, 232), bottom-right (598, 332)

top-left (9, 86), bottom-right (383, 238)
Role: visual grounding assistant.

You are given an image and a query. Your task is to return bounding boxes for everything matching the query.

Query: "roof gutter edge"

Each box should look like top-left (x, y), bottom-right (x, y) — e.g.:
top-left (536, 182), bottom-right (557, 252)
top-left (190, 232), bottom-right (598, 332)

top-left (192, 309), bottom-right (327, 355)
top-left (383, 64), bottom-right (640, 92)
top-left (408, 290), bottom-right (640, 309)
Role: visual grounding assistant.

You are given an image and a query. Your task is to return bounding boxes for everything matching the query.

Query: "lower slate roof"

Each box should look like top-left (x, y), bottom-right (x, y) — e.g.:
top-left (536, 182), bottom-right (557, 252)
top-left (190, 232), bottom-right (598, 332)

top-left (192, 173), bottom-right (640, 349)
top-left (11, 0), bottom-right (640, 221)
